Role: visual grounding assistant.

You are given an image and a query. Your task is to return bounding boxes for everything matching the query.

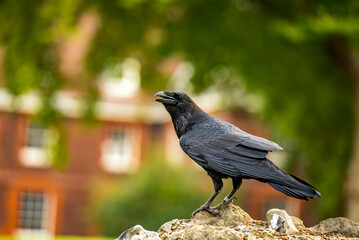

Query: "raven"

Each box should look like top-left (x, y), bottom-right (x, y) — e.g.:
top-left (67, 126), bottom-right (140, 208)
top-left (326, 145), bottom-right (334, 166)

top-left (155, 91), bottom-right (321, 216)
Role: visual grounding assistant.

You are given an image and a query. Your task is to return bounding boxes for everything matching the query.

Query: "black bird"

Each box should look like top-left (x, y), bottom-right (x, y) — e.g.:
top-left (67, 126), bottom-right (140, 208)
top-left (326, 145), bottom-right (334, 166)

top-left (155, 91), bottom-right (321, 216)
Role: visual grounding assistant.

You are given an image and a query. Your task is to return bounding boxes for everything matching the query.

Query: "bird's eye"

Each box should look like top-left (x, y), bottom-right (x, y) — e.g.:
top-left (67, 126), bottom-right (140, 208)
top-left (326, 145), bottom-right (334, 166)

top-left (178, 95), bottom-right (184, 101)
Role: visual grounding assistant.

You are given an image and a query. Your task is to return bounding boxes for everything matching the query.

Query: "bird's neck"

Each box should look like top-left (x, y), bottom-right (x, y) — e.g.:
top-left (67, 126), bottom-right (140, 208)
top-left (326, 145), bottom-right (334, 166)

top-left (172, 115), bottom-right (188, 138)
top-left (169, 108), bottom-right (207, 138)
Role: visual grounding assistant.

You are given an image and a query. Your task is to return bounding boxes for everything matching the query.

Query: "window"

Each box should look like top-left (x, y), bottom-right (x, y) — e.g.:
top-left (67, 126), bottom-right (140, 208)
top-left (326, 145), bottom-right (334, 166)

top-left (19, 121), bottom-right (51, 168)
top-left (17, 190), bottom-right (50, 231)
top-left (25, 122), bottom-right (48, 148)
top-left (101, 126), bottom-right (137, 173)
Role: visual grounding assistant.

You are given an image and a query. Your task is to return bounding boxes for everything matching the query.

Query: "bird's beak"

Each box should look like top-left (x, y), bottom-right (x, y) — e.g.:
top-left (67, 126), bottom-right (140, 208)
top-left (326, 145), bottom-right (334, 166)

top-left (154, 91), bottom-right (177, 105)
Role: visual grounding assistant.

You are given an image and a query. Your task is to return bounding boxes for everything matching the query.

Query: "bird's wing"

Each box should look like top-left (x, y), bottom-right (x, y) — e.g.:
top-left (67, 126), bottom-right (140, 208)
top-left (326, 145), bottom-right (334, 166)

top-left (234, 130), bottom-right (283, 152)
top-left (180, 129), bottom-right (283, 179)
top-left (191, 117), bottom-right (283, 152)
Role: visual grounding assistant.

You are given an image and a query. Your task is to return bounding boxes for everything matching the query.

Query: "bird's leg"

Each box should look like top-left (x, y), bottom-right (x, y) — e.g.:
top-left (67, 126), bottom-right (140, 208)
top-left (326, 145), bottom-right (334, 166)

top-left (192, 176), bottom-right (223, 217)
top-left (217, 178), bottom-right (242, 207)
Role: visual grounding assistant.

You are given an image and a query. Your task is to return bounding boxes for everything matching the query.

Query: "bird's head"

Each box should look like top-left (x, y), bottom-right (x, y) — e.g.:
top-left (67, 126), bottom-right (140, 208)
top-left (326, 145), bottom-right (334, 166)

top-left (155, 91), bottom-right (204, 137)
top-left (154, 91), bottom-right (197, 113)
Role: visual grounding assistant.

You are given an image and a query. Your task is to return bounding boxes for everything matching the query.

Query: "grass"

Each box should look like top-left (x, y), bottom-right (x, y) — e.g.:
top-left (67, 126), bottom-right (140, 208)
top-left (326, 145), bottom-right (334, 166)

top-left (57, 237), bottom-right (113, 240)
top-left (0, 236), bottom-right (113, 240)
top-left (56, 237), bottom-right (113, 240)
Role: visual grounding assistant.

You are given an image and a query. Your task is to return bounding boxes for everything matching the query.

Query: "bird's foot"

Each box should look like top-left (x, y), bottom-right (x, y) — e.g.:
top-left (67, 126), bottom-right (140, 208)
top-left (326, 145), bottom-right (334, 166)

top-left (192, 205), bottom-right (220, 217)
top-left (215, 196), bottom-right (237, 208)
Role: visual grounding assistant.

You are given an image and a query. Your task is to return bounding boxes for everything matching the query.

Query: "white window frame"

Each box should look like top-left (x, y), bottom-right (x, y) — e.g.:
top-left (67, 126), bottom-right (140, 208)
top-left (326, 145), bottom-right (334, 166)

top-left (101, 125), bottom-right (138, 173)
top-left (15, 190), bottom-right (53, 238)
top-left (101, 125), bottom-right (139, 174)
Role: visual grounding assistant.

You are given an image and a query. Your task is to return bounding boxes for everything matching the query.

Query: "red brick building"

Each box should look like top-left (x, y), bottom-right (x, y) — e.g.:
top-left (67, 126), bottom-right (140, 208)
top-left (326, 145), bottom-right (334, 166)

top-left (0, 90), bottom-right (316, 237)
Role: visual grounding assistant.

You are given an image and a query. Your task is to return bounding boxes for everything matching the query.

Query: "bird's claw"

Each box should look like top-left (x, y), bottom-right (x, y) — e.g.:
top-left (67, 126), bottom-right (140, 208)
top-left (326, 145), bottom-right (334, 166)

top-left (192, 205), bottom-right (220, 217)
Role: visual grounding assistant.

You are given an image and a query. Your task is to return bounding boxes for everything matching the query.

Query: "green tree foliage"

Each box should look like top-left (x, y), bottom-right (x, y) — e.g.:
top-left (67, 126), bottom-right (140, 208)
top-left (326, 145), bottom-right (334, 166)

top-left (0, 0), bottom-right (80, 168)
top-left (0, 0), bottom-right (358, 219)
top-left (85, 0), bottom-right (359, 219)
top-left (91, 159), bottom-right (210, 236)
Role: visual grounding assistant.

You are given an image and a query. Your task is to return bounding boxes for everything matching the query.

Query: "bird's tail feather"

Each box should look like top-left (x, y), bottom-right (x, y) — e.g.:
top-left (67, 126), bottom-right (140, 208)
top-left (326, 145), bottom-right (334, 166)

top-left (255, 158), bottom-right (322, 200)
top-left (289, 173), bottom-right (318, 190)
top-left (268, 182), bottom-right (321, 200)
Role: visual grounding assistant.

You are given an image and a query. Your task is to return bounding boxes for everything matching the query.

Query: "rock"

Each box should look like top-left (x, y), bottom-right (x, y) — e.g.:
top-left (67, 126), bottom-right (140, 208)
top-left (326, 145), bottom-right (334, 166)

top-left (215, 203), bottom-right (253, 226)
top-left (266, 208), bottom-right (299, 234)
top-left (311, 217), bottom-right (359, 237)
top-left (116, 225), bottom-right (161, 240)
top-left (191, 203), bottom-right (252, 227)
top-left (119, 204), bottom-right (357, 239)
top-left (158, 219), bottom-right (181, 233)
top-left (291, 215), bottom-right (306, 230)
top-left (181, 224), bottom-right (246, 240)
top-left (158, 205), bottom-right (257, 240)
top-left (268, 213), bottom-right (286, 233)
top-left (158, 219), bottom-right (189, 239)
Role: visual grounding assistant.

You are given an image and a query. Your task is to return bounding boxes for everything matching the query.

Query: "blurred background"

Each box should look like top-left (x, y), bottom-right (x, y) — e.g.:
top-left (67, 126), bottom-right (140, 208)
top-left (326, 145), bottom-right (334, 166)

top-left (0, 0), bottom-right (358, 239)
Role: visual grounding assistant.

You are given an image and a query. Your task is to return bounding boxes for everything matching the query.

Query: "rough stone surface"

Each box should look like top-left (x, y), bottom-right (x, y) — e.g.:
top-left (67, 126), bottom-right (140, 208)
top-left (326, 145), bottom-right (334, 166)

top-left (190, 203), bottom-right (252, 227)
top-left (291, 215), bottom-right (306, 230)
top-left (311, 217), bottom-right (359, 238)
top-left (266, 208), bottom-right (299, 234)
top-left (116, 225), bottom-right (161, 240)
top-left (119, 204), bottom-right (359, 240)
top-left (158, 204), bottom-right (322, 240)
